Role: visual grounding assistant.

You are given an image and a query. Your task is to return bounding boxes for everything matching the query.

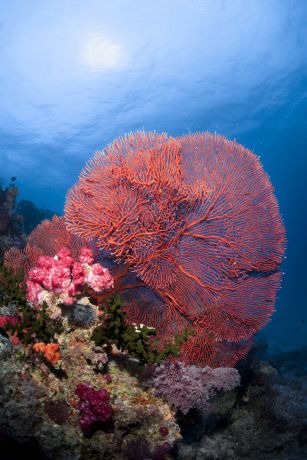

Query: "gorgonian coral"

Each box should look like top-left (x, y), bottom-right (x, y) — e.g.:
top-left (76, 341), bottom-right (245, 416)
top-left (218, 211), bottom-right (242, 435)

top-left (4, 215), bottom-right (84, 277)
top-left (64, 131), bottom-right (286, 367)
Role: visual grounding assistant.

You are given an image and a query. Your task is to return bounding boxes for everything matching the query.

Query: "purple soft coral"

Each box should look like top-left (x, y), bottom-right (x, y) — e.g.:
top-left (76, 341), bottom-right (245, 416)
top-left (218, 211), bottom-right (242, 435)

top-left (148, 362), bottom-right (240, 415)
top-left (75, 383), bottom-right (112, 433)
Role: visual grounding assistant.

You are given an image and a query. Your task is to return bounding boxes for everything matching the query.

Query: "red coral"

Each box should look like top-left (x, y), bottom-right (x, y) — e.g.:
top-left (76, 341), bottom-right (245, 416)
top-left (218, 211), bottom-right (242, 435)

top-left (0, 315), bottom-right (20, 329)
top-left (4, 215), bottom-right (84, 276)
top-left (65, 131), bottom-right (286, 367)
top-left (4, 245), bottom-right (42, 276)
top-left (27, 215), bottom-right (83, 257)
top-left (0, 315), bottom-right (21, 346)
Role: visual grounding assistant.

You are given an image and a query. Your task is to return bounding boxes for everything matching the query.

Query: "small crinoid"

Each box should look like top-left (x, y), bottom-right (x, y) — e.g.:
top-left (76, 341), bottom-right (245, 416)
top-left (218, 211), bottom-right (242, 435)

top-left (65, 131), bottom-right (286, 367)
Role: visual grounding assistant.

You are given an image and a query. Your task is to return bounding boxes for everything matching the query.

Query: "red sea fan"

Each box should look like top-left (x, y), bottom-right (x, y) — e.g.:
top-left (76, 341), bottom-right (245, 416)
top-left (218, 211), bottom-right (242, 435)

top-left (4, 245), bottom-right (42, 276)
top-left (26, 215), bottom-right (83, 257)
top-left (4, 215), bottom-right (84, 276)
top-left (65, 131), bottom-right (286, 366)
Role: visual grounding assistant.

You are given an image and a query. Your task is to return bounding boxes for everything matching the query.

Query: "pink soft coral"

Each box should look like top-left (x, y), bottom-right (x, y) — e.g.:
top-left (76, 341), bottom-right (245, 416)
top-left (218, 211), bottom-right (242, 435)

top-left (26, 246), bottom-right (114, 308)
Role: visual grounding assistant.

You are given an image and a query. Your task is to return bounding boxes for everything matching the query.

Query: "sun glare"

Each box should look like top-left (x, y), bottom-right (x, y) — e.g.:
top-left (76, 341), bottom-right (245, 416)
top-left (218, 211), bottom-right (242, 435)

top-left (81, 35), bottom-right (124, 70)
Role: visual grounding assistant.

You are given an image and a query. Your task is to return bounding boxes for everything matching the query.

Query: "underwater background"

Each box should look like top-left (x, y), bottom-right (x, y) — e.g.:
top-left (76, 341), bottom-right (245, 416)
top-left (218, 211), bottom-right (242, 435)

top-left (0, 0), bottom-right (306, 356)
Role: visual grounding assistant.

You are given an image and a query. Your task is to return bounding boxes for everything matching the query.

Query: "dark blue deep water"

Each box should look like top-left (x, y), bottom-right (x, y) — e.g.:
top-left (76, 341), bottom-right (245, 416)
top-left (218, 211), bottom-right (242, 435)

top-left (1, 0), bottom-right (306, 354)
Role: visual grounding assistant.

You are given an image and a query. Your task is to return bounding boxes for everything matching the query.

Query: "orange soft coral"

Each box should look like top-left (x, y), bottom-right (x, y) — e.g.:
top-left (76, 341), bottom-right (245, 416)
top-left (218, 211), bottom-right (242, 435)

top-left (33, 342), bottom-right (61, 364)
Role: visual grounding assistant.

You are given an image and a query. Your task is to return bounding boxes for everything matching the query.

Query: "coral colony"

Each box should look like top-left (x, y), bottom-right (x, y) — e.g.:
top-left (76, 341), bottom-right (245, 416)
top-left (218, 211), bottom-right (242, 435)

top-left (65, 131), bottom-right (286, 366)
top-left (26, 246), bottom-right (114, 308)
top-left (74, 383), bottom-right (112, 433)
top-left (0, 131), bottom-right (286, 458)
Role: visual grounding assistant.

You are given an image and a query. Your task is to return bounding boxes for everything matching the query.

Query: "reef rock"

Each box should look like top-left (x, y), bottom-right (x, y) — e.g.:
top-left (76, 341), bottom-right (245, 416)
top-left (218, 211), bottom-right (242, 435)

top-left (0, 328), bottom-right (180, 459)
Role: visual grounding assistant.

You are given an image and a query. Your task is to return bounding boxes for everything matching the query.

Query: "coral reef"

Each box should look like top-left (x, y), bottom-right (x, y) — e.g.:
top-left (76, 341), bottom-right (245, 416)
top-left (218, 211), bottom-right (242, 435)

top-left (1, 319), bottom-right (306, 460)
top-left (0, 257), bottom-right (241, 460)
top-left (0, 132), bottom-right (291, 459)
top-left (65, 131), bottom-right (286, 366)
top-left (1, 256), bottom-right (302, 458)
top-left (0, 327), bottom-right (181, 459)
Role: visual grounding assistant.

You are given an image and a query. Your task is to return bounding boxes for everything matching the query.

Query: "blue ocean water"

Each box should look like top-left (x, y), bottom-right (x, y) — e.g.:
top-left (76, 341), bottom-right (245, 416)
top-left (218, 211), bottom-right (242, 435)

top-left (0, 0), bottom-right (306, 354)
